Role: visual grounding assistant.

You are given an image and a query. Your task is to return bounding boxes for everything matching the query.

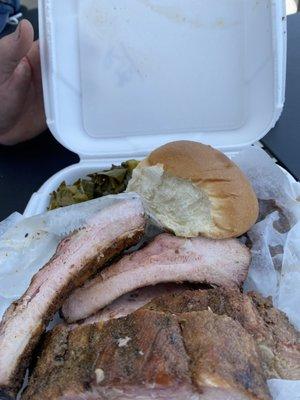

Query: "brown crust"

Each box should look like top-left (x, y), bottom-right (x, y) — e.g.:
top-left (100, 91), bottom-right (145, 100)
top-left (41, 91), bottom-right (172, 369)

top-left (0, 227), bottom-right (144, 398)
top-left (145, 288), bottom-right (300, 381)
top-left (143, 141), bottom-right (259, 238)
top-left (180, 311), bottom-right (270, 400)
top-left (23, 309), bottom-right (270, 400)
top-left (23, 310), bottom-right (192, 400)
top-left (23, 289), bottom-right (298, 400)
top-left (22, 324), bottom-right (95, 400)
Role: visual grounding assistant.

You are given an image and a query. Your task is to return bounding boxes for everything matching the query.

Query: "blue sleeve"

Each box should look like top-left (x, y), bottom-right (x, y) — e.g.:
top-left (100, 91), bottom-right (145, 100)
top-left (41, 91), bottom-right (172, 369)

top-left (0, 0), bottom-right (21, 34)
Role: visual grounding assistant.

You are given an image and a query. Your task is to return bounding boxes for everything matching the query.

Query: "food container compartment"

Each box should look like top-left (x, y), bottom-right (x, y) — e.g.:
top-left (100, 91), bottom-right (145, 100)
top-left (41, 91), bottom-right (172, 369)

top-left (25, 0), bottom-right (287, 216)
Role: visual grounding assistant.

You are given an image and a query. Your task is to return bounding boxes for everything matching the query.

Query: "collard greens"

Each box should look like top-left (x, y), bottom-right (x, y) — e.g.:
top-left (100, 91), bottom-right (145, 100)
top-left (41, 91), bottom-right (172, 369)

top-left (49, 160), bottom-right (139, 210)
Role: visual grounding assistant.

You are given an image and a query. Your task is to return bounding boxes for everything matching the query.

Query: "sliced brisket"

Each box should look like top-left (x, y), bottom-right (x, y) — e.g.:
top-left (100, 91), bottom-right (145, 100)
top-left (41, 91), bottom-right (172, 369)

top-left (62, 233), bottom-right (250, 322)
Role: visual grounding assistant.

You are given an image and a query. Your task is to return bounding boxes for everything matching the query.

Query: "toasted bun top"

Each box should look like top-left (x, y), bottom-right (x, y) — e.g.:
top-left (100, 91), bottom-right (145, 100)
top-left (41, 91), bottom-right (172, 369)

top-left (139, 141), bottom-right (259, 238)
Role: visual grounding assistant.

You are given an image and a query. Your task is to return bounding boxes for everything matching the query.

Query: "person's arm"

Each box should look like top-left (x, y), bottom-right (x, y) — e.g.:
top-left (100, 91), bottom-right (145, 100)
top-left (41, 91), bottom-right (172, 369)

top-left (0, 19), bottom-right (46, 145)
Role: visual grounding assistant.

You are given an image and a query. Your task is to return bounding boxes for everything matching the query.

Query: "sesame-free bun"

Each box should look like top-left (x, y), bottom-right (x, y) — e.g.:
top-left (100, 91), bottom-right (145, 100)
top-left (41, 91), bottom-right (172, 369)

top-left (127, 141), bottom-right (259, 239)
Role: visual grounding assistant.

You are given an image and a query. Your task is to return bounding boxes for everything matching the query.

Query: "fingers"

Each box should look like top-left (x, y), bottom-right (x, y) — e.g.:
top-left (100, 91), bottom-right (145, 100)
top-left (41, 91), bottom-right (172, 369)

top-left (27, 41), bottom-right (41, 71)
top-left (27, 41), bottom-right (43, 90)
top-left (0, 58), bottom-right (32, 135)
top-left (0, 20), bottom-right (34, 85)
top-left (6, 57), bottom-right (32, 111)
top-left (0, 39), bottom-right (46, 145)
top-left (28, 41), bottom-right (45, 111)
top-left (0, 32), bottom-right (46, 145)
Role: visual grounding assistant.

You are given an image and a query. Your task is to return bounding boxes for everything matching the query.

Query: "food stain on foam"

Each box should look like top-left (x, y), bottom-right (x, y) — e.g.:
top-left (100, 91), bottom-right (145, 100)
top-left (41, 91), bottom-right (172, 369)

top-left (215, 19), bottom-right (225, 28)
top-left (137, 0), bottom-right (203, 28)
top-left (89, 9), bottom-right (106, 27)
top-left (138, 0), bottom-right (239, 30)
top-left (102, 43), bottom-right (145, 86)
top-left (83, 4), bottom-right (148, 84)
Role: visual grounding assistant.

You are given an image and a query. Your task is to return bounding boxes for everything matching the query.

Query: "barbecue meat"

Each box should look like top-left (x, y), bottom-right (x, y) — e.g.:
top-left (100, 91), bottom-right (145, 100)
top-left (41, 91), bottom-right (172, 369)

top-left (249, 291), bottom-right (300, 380)
top-left (180, 310), bottom-right (270, 400)
top-left (23, 309), bottom-right (270, 400)
top-left (0, 197), bottom-right (146, 398)
top-left (62, 233), bottom-right (250, 322)
top-left (145, 288), bottom-right (300, 380)
top-left (23, 310), bottom-right (194, 400)
top-left (81, 283), bottom-right (186, 326)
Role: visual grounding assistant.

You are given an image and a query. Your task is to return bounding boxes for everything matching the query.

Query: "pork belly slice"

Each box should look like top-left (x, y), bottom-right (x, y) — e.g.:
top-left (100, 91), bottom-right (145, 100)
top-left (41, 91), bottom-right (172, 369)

top-left (0, 197), bottom-right (146, 398)
top-left (23, 308), bottom-right (270, 400)
top-left (145, 288), bottom-right (300, 380)
top-left (62, 233), bottom-right (250, 322)
top-left (82, 283), bottom-right (187, 326)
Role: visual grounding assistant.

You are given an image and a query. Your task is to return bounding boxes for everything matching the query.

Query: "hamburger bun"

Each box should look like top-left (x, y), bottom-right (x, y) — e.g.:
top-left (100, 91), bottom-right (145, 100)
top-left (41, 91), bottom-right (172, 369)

top-left (127, 141), bottom-right (258, 238)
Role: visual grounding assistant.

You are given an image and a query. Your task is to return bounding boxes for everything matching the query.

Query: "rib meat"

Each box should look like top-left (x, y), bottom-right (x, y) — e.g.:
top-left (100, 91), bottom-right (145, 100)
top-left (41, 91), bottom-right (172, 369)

top-left (180, 310), bottom-right (270, 400)
top-left (249, 291), bottom-right (300, 380)
top-left (23, 310), bottom-right (194, 400)
top-left (81, 283), bottom-right (187, 326)
top-left (0, 197), bottom-right (146, 399)
top-left (62, 233), bottom-right (250, 322)
top-left (145, 288), bottom-right (300, 380)
top-left (23, 308), bottom-right (270, 400)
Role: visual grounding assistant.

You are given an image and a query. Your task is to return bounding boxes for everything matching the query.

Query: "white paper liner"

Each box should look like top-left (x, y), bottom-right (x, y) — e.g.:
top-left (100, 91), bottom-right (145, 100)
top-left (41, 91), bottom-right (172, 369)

top-left (232, 146), bottom-right (300, 331)
top-left (268, 380), bottom-right (300, 400)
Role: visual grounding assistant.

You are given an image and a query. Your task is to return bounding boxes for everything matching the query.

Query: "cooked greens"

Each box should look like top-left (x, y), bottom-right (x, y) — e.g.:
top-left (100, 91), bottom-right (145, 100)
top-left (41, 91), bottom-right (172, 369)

top-left (48, 160), bottom-right (139, 210)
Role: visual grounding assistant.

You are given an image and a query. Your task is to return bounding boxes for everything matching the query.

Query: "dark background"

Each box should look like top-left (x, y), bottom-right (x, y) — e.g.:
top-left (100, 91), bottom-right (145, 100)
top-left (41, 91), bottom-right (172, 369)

top-left (0, 9), bottom-right (299, 221)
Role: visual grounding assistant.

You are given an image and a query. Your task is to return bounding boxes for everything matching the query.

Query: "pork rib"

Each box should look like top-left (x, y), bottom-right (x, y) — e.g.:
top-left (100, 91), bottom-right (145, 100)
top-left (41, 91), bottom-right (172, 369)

top-left (145, 288), bottom-right (300, 380)
top-left (23, 309), bottom-right (270, 400)
top-left (62, 233), bottom-right (250, 322)
top-left (81, 283), bottom-right (187, 326)
top-left (180, 310), bottom-right (270, 400)
top-left (0, 197), bottom-right (146, 399)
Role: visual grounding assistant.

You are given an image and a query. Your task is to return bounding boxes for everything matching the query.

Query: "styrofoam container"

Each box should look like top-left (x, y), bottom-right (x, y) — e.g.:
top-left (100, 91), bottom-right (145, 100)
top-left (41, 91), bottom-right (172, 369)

top-left (25, 0), bottom-right (287, 216)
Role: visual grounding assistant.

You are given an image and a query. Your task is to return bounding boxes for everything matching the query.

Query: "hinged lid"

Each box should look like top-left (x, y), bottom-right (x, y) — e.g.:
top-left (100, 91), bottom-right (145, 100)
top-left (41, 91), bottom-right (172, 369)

top-left (38, 0), bottom-right (286, 159)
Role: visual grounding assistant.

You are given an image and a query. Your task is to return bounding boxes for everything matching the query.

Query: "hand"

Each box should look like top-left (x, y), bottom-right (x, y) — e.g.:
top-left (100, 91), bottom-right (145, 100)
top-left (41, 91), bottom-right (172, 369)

top-left (0, 20), bottom-right (46, 145)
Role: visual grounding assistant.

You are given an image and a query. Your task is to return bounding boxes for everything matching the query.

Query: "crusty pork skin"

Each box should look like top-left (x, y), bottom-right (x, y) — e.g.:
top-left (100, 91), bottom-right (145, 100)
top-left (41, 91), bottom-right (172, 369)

top-left (62, 233), bottom-right (250, 322)
top-left (0, 197), bottom-right (146, 398)
top-left (180, 310), bottom-right (270, 400)
top-left (23, 308), bottom-right (270, 400)
top-left (81, 283), bottom-right (186, 326)
top-left (23, 310), bottom-right (194, 400)
top-left (145, 288), bottom-right (300, 380)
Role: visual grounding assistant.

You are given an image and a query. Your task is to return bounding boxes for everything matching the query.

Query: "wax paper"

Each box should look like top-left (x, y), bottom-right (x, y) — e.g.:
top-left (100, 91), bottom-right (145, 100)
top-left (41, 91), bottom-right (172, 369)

top-left (233, 146), bottom-right (300, 400)
top-left (0, 146), bottom-right (299, 400)
top-left (0, 192), bottom-right (140, 319)
top-left (232, 146), bottom-right (300, 330)
top-left (268, 380), bottom-right (300, 400)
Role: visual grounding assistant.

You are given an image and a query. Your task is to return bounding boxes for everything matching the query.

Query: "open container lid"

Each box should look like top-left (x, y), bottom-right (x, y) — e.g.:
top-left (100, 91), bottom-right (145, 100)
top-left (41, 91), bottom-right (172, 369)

top-left (38, 0), bottom-right (286, 159)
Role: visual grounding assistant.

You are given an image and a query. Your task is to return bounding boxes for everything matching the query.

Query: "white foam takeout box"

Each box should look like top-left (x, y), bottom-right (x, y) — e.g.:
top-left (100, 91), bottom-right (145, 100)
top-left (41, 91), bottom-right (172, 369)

top-left (25, 0), bottom-right (289, 216)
